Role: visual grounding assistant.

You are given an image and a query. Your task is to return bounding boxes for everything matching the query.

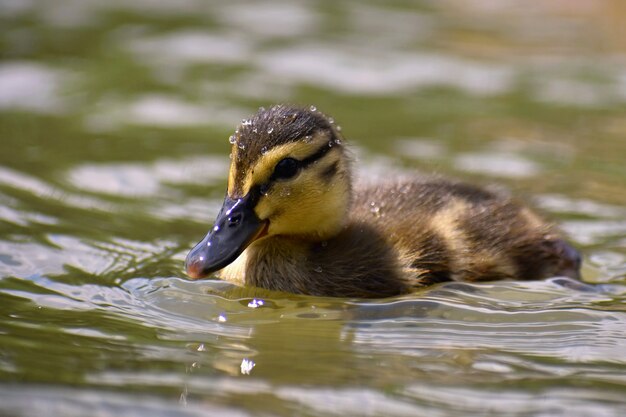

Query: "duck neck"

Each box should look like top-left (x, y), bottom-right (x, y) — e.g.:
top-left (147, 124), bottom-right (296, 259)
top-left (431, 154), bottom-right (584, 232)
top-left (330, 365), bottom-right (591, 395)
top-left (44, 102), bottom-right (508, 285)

top-left (242, 236), bottom-right (312, 293)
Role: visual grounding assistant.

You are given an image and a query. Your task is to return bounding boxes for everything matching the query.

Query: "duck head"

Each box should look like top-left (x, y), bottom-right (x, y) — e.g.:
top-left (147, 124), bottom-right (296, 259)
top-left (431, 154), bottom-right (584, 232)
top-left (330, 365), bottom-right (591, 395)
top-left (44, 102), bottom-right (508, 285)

top-left (185, 105), bottom-right (351, 279)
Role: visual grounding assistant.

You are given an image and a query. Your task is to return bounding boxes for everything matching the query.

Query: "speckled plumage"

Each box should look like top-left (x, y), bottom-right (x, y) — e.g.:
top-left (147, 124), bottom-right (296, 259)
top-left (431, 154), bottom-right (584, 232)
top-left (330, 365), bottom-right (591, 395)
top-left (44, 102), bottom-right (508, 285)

top-left (229, 105), bottom-right (335, 197)
top-left (186, 105), bottom-right (581, 298)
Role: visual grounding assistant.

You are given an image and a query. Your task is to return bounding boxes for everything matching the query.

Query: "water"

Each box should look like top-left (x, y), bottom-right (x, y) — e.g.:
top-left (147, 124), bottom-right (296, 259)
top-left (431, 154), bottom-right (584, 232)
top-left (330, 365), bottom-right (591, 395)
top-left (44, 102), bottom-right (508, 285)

top-left (1, 1), bottom-right (626, 416)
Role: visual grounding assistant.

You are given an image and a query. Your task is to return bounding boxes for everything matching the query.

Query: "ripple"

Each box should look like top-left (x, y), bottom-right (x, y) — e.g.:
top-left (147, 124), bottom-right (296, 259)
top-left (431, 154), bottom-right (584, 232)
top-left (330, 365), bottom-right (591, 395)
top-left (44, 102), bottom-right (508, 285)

top-left (0, 61), bottom-right (67, 114)
top-left (127, 95), bottom-right (224, 127)
top-left (562, 220), bottom-right (626, 246)
top-left (128, 30), bottom-right (252, 67)
top-left (348, 315), bottom-right (626, 364)
top-left (148, 197), bottom-right (220, 223)
top-left (276, 386), bottom-right (421, 417)
top-left (393, 138), bottom-right (447, 160)
top-left (214, 1), bottom-right (318, 38)
top-left (347, 3), bottom-right (435, 45)
top-left (66, 155), bottom-right (229, 197)
top-left (257, 45), bottom-right (514, 95)
top-left (0, 166), bottom-right (116, 211)
top-left (68, 164), bottom-right (160, 197)
top-left (3, 271), bottom-right (626, 416)
top-left (619, 71), bottom-right (626, 101)
top-left (0, 385), bottom-right (250, 417)
top-left (0, 240), bottom-right (66, 278)
top-left (85, 94), bottom-right (246, 130)
top-left (402, 384), bottom-right (626, 417)
top-left (453, 152), bottom-right (541, 178)
top-left (537, 194), bottom-right (626, 219)
top-left (0, 197), bottom-right (58, 227)
top-left (1, 2), bottom-right (626, 416)
top-left (342, 281), bottom-right (626, 365)
top-left (534, 76), bottom-right (616, 107)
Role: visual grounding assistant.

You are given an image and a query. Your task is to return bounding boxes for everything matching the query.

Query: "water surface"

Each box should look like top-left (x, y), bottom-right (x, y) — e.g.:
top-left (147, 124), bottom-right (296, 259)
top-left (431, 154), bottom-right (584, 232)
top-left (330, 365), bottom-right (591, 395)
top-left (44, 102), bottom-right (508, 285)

top-left (1, 1), bottom-right (626, 416)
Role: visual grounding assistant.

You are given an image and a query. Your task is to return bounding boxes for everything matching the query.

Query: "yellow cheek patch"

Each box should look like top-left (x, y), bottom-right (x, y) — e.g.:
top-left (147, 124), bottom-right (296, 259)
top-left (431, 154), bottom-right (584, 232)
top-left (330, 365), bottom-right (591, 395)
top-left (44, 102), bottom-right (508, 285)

top-left (254, 196), bottom-right (274, 220)
top-left (254, 154), bottom-right (347, 239)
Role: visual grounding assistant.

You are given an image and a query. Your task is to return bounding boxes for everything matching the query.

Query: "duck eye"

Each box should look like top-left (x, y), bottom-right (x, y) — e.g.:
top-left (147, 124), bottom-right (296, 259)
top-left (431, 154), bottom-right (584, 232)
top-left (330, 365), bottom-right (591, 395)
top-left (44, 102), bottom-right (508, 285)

top-left (273, 158), bottom-right (299, 180)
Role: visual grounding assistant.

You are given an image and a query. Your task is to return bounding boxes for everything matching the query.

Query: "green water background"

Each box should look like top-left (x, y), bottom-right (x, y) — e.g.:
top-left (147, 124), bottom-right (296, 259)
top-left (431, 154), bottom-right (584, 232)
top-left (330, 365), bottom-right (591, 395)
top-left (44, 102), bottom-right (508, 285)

top-left (1, 1), bottom-right (626, 416)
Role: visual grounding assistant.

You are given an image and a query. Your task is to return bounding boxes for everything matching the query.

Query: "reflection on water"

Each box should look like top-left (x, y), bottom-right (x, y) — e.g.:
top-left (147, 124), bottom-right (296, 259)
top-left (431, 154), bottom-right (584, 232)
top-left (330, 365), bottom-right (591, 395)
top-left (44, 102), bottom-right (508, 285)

top-left (1, 0), bottom-right (626, 416)
top-left (453, 151), bottom-right (541, 178)
top-left (67, 156), bottom-right (229, 197)
top-left (0, 62), bottom-right (67, 113)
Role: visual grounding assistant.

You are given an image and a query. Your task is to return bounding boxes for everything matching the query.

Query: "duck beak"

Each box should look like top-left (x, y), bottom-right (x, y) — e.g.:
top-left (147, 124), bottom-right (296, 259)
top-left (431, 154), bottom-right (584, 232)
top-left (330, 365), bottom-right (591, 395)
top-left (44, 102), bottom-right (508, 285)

top-left (185, 194), bottom-right (267, 280)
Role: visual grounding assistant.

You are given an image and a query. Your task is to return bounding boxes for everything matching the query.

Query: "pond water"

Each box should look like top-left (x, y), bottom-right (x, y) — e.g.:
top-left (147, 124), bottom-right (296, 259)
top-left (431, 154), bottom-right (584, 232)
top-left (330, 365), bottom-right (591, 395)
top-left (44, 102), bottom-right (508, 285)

top-left (1, 1), bottom-right (626, 416)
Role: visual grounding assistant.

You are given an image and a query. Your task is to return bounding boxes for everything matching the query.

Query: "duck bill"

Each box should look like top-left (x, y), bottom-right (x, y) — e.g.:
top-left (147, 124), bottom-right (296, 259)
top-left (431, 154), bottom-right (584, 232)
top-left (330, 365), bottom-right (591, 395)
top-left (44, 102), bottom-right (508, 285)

top-left (185, 195), bottom-right (267, 280)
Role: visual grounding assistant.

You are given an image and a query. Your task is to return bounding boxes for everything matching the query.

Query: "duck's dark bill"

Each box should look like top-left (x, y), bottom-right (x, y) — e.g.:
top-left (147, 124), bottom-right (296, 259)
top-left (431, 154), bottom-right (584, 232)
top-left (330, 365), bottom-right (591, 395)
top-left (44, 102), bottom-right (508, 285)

top-left (185, 195), bottom-right (267, 280)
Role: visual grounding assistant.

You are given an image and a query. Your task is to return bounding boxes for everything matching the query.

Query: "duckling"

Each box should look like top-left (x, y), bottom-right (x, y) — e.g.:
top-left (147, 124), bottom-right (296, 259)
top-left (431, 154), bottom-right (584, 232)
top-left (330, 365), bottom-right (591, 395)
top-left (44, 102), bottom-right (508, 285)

top-left (185, 105), bottom-right (581, 298)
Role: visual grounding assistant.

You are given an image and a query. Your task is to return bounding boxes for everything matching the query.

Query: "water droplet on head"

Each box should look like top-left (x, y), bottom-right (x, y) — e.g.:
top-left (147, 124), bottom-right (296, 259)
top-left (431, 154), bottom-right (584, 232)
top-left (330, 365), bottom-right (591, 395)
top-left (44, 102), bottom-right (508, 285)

top-left (286, 112), bottom-right (297, 122)
top-left (336, 125), bottom-right (342, 132)
top-left (313, 266), bottom-right (323, 273)
top-left (369, 201), bottom-right (382, 218)
top-left (261, 146), bottom-right (268, 155)
top-left (238, 142), bottom-right (246, 150)
top-left (252, 127), bottom-right (258, 134)
top-left (229, 135), bottom-right (236, 144)
top-left (267, 127), bottom-right (274, 134)
top-left (303, 135), bottom-right (313, 143)
top-left (242, 119), bottom-right (252, 126)
top-left (309, 105), bottom-right (317, 112)
top-left (328, 117), bottom-right (335, 124)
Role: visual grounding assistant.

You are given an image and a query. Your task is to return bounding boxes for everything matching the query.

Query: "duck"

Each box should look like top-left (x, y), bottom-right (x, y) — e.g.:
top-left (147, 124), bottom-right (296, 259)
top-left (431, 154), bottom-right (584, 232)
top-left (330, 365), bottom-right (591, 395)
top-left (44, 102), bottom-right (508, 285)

top-left (185, 104), bottom-right (581, 298)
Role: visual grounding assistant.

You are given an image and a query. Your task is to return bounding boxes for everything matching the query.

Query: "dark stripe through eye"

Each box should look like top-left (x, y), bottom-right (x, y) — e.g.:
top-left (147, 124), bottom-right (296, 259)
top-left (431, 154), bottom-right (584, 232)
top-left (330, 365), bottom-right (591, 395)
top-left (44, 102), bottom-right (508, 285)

top-left (270, 141), bottom-right (334, 182)
top-left (255, 141), bottom-right (337, 199)
top-left (272, 158), bottom-right (299, 180)
top-left (300, 141), bottom-right (335, 168)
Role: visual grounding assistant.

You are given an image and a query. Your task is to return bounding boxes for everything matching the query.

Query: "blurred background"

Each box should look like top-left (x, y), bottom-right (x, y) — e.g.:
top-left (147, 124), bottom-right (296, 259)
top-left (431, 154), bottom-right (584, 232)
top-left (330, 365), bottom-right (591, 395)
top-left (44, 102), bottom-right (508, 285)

top-left (1, 0), bottom-right (626, 416)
